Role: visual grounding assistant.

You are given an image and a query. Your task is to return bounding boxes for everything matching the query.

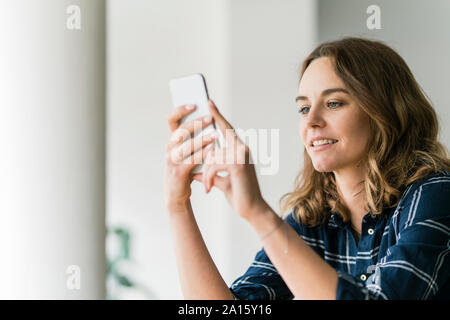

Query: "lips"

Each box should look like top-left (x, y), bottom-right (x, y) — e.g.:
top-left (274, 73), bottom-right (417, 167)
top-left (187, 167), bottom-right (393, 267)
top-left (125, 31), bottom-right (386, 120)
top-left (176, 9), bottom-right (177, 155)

top-left (310, 140), bottom-right (338, 152)
top-left (309, 137), bottom-right (338, 147)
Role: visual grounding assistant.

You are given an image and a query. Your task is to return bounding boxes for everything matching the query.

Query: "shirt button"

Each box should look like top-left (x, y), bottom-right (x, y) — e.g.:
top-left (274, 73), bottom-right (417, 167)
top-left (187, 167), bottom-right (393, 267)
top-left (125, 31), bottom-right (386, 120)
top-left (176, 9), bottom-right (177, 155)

top-left (368, 228), bottom-right (374, 235)
top-left (360, 274), bottom-right (367, 281)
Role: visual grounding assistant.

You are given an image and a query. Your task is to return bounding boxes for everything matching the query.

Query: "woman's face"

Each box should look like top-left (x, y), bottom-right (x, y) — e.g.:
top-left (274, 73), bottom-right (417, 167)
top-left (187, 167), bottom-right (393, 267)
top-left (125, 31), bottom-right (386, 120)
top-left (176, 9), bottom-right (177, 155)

top-left (297, 57), bottom-right (371, 173)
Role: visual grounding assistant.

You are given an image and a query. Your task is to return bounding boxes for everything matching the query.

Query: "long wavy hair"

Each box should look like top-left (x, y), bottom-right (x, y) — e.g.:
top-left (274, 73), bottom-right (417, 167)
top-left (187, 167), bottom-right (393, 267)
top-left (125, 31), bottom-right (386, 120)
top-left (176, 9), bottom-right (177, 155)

top-left (279, 37), bottom-right (450, 227)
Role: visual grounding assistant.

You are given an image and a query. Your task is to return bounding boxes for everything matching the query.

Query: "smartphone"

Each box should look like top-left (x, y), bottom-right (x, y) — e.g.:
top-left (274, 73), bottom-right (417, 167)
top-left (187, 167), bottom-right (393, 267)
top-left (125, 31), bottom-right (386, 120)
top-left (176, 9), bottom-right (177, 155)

top-left (169, 73), bottom-right (225, 173)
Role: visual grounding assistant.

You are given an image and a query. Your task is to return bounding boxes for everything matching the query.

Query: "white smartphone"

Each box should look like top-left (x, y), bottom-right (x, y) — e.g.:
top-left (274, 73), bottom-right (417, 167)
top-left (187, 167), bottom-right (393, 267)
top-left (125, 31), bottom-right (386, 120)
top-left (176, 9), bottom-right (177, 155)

top-left (169, 73), bottom-right (225, 173)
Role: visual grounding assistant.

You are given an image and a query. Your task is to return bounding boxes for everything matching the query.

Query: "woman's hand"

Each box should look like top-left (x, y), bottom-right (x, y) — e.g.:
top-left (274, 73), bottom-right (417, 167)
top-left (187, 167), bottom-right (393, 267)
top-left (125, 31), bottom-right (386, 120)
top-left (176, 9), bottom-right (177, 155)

top-left (164, 104), bottom-right (218, 212)
top-left (192, 100), bottom-right (270, 222)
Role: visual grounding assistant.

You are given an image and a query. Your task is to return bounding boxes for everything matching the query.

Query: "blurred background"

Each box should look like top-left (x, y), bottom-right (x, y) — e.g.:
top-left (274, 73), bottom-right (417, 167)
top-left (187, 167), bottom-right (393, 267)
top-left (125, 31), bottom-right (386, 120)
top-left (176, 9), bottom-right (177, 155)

top-left (0, 0), bottom-right (448, 299)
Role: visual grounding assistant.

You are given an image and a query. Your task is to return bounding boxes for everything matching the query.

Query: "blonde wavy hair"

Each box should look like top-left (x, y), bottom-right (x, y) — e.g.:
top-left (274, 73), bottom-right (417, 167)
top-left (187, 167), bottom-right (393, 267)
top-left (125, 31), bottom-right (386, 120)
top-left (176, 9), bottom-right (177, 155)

top-left (279, 37), bottom-right (450, 227)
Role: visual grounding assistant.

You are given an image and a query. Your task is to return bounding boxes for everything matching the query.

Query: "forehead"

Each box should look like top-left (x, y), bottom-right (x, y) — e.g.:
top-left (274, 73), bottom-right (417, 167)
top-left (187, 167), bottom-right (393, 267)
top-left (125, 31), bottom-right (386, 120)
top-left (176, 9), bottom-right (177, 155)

top-left (298, 57), bottom-right (345, 94)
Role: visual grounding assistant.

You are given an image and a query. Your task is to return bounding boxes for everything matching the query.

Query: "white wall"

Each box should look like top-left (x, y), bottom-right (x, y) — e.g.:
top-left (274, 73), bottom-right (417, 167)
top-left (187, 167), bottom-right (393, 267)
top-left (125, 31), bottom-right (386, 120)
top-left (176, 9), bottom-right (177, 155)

top-left (318, 0), bottom-right (450, 149)
top-left (107, 0), bottom-right (231, 299)
top-left (227, 0), bottom-right (317, 282)
top-left (106, 0), bottom-right (316, 299)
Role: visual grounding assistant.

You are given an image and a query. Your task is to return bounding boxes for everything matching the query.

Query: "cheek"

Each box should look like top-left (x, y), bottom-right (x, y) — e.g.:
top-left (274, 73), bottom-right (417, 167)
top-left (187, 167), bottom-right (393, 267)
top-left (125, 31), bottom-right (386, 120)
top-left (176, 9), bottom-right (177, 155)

top-left (299, 121), bottom-right (307, 145)
top-left (342, 114), bottom-right (371, 152)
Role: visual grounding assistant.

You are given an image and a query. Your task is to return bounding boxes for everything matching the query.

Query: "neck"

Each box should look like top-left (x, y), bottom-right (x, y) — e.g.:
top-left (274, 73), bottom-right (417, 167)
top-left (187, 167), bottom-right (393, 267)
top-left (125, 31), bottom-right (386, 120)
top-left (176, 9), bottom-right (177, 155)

top-left (333, 164), bottom-right (368, 234)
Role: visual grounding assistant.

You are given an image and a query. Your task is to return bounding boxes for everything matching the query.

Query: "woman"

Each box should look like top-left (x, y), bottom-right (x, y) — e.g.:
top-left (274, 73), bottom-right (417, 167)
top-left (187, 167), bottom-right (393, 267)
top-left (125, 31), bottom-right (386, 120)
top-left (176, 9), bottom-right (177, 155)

top-left (163, 37), bottom-right (450, 300)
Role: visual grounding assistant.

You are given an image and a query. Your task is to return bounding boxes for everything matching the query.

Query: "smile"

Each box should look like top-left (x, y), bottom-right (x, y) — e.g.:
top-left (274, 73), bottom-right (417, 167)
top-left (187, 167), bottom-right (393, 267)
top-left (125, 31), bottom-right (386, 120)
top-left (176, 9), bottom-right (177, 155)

top-left (311, 140), bottom-right (338, 152)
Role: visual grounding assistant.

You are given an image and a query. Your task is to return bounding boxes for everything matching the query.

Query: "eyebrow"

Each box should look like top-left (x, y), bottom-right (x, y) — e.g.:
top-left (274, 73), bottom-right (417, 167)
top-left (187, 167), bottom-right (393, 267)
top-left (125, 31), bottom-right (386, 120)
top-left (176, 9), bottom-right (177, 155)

top-left (295, 88), bottom-right (350, 102)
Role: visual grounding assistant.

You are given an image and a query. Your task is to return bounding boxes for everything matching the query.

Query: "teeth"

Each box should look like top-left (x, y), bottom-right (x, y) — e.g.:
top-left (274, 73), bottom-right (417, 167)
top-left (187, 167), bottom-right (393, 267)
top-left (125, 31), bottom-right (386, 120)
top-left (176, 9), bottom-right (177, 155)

top-left (312, 139), bottom-right (337, 146)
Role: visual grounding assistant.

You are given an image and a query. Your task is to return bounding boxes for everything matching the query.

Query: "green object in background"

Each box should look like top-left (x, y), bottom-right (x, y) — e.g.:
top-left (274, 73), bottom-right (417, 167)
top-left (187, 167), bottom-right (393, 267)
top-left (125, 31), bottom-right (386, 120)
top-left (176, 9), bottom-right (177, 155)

top-left (106, 227), bottom-right (134, 298)
top-left (106, 226), bottom-right (158, 299)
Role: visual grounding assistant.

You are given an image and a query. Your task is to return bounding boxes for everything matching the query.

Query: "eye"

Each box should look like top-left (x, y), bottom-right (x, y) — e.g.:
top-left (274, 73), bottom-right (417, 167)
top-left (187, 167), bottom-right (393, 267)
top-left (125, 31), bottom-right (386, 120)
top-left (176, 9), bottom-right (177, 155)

top-left (297, 106), bottom-right (310, 115)
top-left (297, 101), bottom-right (344, 115)
top-left (327, 101), bottom-right (344, 108)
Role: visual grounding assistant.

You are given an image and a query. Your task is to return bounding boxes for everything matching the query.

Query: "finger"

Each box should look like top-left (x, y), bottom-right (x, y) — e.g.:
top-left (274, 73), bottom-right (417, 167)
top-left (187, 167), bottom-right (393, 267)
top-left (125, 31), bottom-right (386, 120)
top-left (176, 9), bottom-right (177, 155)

top-left (192, 173), bottom-right (203, 182)
top-left (166, 104), bottom-right (197, 133)
top-left (202, 154), bottom-right (210, 192)
top-left (182, 141), bottom-right (214, 169)
top-left (168, 114), bottom-right (214, 148)
top-left (174, 130), bottom-right (218, 163)
top-left (208, 100), bottom-right (238, 144)
top-left (202, 149), bottom-right (213, 192)
top-left (203, 148), bottom-right (226, 192)
top-left (210, 174), bottom-right (230, 192)
top-left (205, 164), bottom-right (231, 193)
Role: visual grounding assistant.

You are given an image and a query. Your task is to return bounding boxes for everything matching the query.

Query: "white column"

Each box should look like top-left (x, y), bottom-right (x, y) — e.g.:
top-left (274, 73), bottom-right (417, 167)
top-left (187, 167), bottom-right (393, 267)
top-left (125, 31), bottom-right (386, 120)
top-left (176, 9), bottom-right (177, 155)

top-left (0, 0), bottom-right (106, 299)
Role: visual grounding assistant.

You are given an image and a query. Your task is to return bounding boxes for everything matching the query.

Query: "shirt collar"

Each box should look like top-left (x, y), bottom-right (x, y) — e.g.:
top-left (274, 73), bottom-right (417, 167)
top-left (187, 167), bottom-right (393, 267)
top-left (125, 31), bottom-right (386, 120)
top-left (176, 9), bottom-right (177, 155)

top-left (329, 210), bottom-right (387, 229)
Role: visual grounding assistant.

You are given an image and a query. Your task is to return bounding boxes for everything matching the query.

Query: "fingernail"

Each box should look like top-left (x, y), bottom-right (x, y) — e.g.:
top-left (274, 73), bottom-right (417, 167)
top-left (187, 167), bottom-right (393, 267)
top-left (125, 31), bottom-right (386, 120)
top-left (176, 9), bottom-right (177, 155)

top-left (203, 115), bottom-right (212, 123)
top-left (186, 104), bottom-right (196, 110)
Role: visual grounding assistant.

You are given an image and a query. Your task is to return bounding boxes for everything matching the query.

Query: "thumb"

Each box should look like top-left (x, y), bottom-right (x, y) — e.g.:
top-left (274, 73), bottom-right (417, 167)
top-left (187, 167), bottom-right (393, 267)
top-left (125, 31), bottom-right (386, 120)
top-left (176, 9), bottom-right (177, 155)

top-left (192, 173), bottom-right (203, 182)
top-left (210, 174), bottom-right (230, 193)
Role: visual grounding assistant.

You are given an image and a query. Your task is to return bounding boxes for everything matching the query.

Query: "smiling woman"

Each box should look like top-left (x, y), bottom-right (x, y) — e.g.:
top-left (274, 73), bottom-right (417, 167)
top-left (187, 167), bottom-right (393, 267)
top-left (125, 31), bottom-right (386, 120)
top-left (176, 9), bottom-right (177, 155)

top-left (165, 36), bottom-right (450, 301)
top-left (291, 55), bottom-right (375, 228)
top-left (229, 37), bottom-right (450, 300)
top-left (280, 37), bottom-right (450, 227)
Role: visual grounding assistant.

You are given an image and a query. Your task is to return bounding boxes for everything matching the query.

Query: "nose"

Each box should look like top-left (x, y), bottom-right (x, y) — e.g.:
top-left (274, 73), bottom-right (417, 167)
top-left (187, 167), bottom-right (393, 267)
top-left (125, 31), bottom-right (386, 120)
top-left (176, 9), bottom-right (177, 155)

top-left (304, 103), bottom-right (326, 128)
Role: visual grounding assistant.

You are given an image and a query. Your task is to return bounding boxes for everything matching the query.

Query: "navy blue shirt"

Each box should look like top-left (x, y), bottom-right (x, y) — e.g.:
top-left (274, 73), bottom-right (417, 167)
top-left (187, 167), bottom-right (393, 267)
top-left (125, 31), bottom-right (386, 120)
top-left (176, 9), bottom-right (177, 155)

top-left (230, 170), bottom-right (450, 300)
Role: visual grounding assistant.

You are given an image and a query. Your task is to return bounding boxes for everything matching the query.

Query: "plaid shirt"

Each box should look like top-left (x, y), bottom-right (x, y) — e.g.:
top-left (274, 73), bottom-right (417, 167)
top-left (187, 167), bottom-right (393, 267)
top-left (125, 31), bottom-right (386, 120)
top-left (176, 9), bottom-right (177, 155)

top-left (230, 170), bottom-right (450, 300)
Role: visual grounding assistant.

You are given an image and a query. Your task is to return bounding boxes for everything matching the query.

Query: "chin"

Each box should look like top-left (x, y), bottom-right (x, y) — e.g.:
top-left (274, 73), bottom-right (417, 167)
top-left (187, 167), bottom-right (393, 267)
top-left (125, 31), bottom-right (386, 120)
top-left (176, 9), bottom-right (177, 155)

top-left (313, 162), bottom-right (335, 173)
